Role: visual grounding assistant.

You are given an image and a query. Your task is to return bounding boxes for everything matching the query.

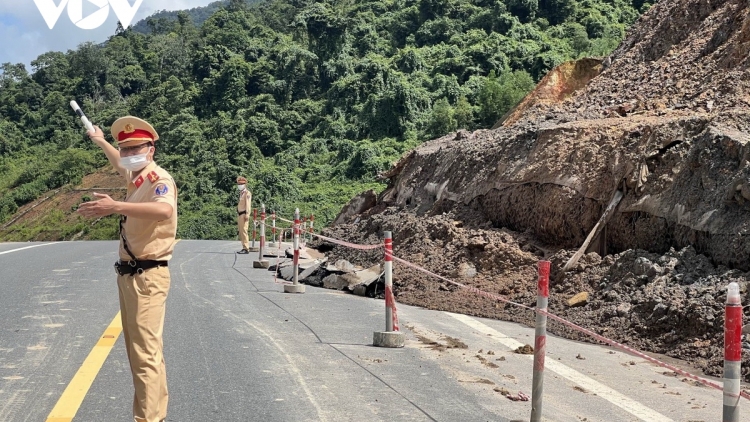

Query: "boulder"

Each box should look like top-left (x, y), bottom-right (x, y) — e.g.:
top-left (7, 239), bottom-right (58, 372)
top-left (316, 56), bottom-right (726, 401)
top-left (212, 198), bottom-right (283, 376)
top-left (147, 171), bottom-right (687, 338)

top-left (567, 292), bottom-right (590, 307)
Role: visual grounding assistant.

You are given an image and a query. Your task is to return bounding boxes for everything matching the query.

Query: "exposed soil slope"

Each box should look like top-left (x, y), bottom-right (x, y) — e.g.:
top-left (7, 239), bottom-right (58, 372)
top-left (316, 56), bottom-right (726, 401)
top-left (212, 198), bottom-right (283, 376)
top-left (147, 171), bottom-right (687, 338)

top-left (0, 168), bottom-right (123, 241)
top-left (324, 0), bottom-right (750, 384)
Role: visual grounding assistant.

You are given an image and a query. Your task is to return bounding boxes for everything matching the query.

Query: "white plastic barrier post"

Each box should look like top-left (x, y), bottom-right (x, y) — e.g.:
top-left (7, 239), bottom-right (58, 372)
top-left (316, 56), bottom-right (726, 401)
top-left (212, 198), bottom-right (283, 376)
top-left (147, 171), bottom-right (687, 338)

top-left (309, 214), bottom-right (314, 243)
top-left (373, 231), bottom-right (404, 347)
top-left (302, 218), bottom-right (308, 247)
top-left (253, 204), bottom-right (270, 268)
top-left (724, 282), bottom-right (742, 422)
top-left (250, 208), bottom-right (259, 251)
top-left (283, 208), bottom-right (305, 293)
top-left (531, 261), bottom-right (550, 421)
top-left (271, 211), bottom-right (277, 247)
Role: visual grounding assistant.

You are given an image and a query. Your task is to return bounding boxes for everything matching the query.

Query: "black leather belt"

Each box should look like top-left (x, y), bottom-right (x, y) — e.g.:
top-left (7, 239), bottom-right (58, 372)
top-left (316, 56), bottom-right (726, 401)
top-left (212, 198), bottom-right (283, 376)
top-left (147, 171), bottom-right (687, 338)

top-left (114, 259), bottom-right (168, 276)
top-left (238, 210), bottom-right (247, 216)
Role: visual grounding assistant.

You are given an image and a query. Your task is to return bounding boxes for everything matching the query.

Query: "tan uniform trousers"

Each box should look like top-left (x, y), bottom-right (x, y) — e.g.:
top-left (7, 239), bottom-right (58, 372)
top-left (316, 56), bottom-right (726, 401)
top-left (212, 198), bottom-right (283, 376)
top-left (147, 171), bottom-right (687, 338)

top-left (238, 215), bottom-right (249, 250)
top-left (117, 265), bottom-right (170, 422)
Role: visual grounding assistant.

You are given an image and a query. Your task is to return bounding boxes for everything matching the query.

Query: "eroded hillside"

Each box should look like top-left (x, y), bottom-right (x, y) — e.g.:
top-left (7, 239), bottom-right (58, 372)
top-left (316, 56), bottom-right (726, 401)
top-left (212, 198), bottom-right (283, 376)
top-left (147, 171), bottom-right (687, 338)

top-left (323, 0), bottom-right (750, 383)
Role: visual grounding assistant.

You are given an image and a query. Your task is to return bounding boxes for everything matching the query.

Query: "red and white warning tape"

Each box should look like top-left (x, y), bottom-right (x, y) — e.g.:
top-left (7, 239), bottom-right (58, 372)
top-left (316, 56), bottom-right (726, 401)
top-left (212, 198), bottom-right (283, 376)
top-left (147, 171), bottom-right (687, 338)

top-left (389, 253), bottom-right (750, 401)
top-left (312, 232), bottom-right (383, 251)
top-left (279, 227), bottom-right (749, 400)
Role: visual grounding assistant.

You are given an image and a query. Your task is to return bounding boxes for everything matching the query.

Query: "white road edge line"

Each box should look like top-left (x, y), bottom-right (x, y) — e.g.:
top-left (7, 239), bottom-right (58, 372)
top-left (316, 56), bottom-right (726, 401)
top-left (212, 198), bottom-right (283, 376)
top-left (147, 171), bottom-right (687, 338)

top-left (0, 243), bottom-right (58, 256)
top-left (447, 312), bottom-right (673, 422)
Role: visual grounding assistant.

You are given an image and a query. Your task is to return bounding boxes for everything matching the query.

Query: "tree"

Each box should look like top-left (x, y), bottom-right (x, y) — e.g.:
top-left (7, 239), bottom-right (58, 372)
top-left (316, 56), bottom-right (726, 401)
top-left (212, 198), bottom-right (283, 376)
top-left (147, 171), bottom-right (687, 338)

top-left (454, 96), bottom-right (474, 129)
top-left (426, 97), bottom-right (457, 139)
top-left (478, 69), bottom-right (534, 127)
top-left (0, 0), bottom-right (644, 240)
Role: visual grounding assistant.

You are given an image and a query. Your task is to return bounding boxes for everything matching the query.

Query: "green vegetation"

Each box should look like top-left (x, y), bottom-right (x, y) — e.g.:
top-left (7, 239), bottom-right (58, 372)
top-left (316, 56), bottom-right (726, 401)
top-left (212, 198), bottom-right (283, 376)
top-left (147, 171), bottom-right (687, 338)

top-left (0, 0), bottom-right (647, 240)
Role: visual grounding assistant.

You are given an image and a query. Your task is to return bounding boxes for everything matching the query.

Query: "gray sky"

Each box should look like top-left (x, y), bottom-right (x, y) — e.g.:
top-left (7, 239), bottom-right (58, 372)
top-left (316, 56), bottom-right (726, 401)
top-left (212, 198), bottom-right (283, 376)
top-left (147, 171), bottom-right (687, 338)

top-left (0, 0), bottom-right (216, 73)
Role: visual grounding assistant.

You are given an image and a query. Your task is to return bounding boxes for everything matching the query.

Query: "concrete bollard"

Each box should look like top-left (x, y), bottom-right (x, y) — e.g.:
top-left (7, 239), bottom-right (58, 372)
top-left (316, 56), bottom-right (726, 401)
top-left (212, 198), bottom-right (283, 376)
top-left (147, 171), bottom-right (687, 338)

top-left (531, 261), bottom-right (550, 422)
top-left (723, 282), bottom-right (742, 422)
top-left (373, 231), bottom-right (404, 348)
top-left (249, 208), bottom-right (259, 252)
top-left (284, 208), bottom-right (305, 294)
top-left (254, 204), bottom-right (270, 268)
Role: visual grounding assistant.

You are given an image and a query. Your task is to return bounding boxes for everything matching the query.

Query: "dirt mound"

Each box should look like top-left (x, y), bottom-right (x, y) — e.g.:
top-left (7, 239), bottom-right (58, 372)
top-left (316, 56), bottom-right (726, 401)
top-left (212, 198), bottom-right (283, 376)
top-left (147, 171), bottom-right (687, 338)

top-left (325, 0), bottom-right (750, 382)
top-left (495, 57), bottom-right (604, 128)
top-left (0, 168), bottom-right (123, 241)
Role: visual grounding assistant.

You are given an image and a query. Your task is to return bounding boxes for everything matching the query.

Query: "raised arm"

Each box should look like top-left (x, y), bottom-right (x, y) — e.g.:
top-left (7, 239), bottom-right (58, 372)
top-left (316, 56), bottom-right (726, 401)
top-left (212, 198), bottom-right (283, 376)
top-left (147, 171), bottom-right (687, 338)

top-left (88, 125), bottom-right (127, 178)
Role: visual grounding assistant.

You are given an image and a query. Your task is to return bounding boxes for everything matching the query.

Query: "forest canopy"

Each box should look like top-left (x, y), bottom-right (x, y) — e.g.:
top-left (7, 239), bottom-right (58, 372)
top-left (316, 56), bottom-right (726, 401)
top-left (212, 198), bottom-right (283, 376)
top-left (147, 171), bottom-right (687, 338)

top-left (0, 0), bottom-right (649, 240)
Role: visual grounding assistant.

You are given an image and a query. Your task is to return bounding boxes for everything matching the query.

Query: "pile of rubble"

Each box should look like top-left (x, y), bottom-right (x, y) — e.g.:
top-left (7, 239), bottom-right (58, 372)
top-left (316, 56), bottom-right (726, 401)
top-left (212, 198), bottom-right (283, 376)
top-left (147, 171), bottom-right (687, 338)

top-left (306, 0), bottom-right (750, 383)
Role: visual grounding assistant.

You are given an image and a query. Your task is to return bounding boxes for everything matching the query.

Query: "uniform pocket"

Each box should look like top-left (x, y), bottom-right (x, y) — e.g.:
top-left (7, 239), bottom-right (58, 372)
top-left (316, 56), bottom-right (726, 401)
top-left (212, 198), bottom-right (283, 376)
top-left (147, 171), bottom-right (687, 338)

top-left (134, 272), bottom-right (151, 296)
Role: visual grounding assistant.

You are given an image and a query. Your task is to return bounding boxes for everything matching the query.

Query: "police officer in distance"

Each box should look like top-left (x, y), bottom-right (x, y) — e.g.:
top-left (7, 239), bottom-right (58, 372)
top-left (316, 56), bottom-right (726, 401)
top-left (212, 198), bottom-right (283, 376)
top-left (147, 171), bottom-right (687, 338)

top-left (77, 116), bottom-right (176, 422)
top-left (236, 176), bottom-right (252, 254)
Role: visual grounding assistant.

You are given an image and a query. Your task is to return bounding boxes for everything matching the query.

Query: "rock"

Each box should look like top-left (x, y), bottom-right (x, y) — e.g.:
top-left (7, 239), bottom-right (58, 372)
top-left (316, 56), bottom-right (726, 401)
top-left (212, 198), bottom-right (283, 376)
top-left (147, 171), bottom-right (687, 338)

top-left (652, 302), bottom-right (668, 318)
top-left (467, 236), bottom-right (488, 250)
top-left (351, 284), bottom-right (368, 296)
top-left (646, 263), bottom-right (663, 278)
top-left (331, 189), bottom-right (377, 226)
top-left (299, 258), bottom-right (326, 280)
top-left (514, 345), bottom-right (534, 354)
top-left (323, 273), bottom-right (348, 290)
top-left (604, 290), bottom-right (621, 302)
top-left (338, 264), bottom-right (383, 291)
top-left (326, 259), bottom-right (357, 273)
top-left (454, 129), bottom-right (470, 140)
top-left (567, 292), bottom-right (589, 307)
top-left (279, 258), bottom-right (327, 282)
top-left (633, 257), bottom-right (653, 276)
top-left (285, 248), bottom-right (311, 260)
top-left (455, 262), bottom-right (477, 278)
top-left (616, 303), bottom-right (631, 317)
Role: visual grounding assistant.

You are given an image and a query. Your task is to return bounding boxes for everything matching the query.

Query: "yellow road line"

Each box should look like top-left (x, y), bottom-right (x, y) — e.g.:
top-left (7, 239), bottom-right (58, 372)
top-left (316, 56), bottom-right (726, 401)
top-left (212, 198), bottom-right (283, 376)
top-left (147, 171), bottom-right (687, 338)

top-left (46, 241), bottom-right (178, 421)
top-left (45, 312), bottom-right (122, 422)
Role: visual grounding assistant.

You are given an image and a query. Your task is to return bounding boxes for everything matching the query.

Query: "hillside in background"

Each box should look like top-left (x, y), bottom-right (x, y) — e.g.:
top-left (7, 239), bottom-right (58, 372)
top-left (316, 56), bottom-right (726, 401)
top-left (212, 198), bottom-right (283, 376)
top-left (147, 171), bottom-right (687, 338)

top-left (0, 0), bottom-right (647, 241)
top-left (130, 0), bottom-right (261, 34)
top-left (0, 168), bottom-right (124, 241)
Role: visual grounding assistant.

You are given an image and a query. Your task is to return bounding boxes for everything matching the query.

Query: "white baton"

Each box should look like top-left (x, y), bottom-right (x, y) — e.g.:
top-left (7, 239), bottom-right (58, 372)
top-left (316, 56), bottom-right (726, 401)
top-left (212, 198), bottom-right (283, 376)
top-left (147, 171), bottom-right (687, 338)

top-left (69, 100), bottom-right (94, 133)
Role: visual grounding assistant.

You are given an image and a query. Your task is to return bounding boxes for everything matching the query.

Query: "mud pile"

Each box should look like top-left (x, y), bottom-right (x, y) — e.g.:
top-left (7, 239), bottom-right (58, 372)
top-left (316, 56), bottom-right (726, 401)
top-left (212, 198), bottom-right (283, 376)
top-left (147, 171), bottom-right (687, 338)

top-left (321, 0), bottom-right (750, 383)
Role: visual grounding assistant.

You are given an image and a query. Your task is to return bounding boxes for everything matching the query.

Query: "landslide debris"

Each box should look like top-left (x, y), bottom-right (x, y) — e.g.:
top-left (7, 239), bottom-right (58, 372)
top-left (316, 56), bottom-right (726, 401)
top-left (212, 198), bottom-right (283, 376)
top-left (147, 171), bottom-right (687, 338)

top-left (318, 0), bottom-right (750, 382)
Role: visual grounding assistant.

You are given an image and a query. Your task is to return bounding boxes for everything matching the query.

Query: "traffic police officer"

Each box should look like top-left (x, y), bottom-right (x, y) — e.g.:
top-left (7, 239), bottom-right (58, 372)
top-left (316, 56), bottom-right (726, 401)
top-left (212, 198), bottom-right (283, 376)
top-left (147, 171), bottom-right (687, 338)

top-left (77, 116), bottom-right (177, 422)
top-left (236, 176), bottom-right (252, 253)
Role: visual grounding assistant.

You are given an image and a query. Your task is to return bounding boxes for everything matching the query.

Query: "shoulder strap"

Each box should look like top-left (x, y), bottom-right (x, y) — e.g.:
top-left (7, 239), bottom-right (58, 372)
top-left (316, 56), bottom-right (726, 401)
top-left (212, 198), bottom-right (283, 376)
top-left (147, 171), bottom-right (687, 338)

top-left (119, 216), bottom-right (138, 262)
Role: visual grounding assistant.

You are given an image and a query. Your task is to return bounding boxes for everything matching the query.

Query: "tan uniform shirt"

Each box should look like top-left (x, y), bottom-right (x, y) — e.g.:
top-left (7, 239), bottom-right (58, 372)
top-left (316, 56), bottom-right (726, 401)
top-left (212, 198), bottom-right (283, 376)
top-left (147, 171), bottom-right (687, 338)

top-left (237, 189), bottom-right (251, 215)
top-left (119, 161), bottom-right (177, 261)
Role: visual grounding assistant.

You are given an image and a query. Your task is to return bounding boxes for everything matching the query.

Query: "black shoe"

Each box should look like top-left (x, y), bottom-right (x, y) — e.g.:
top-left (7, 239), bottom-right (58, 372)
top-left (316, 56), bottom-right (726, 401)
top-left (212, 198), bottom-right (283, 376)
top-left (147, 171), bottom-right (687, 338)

top-left (237, 249), bottom-right (250, 254)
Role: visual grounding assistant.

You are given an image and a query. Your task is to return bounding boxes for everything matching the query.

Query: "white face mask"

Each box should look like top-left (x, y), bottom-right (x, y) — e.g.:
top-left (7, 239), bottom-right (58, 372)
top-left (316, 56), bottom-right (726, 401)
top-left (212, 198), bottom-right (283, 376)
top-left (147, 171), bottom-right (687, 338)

top-left (120, 152), bottom-right (150, 172)
top-left (237, 184), bottom-right (246, 191)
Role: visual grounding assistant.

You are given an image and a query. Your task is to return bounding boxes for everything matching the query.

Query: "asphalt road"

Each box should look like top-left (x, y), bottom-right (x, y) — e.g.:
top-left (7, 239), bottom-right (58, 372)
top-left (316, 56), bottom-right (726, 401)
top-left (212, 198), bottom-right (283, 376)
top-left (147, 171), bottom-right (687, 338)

top-left (0, 240), bottom-right (747, 421)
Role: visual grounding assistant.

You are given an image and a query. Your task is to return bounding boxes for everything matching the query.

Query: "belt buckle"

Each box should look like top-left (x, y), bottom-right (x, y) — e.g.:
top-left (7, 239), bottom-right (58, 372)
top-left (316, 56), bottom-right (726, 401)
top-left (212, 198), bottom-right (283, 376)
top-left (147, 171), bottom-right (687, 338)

top-left (128, 260), bottom-right (137, 267)
top-left (136, 267), bottom-right (145, 275)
